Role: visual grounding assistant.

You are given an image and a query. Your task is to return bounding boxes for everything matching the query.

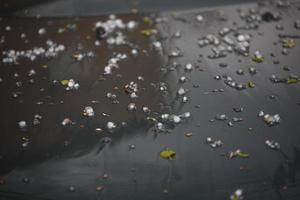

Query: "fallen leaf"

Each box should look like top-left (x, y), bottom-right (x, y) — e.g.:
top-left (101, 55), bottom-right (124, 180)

top-left (60, 79), bottom-right (69, 86)
top-left (142, 17), bottom-right (152, 24)
top-left (237, 152), bottom-right (249, 158)
top-left (248, 81), bottom-right (255, 88)
top-left (287, 78), bottom-right (299, 84)
top-left (141, 29), bottom-right (157, 36)
top-left (283, 39), bottom-right (295, 48)
top-left (160, 149), bottom-right (176, 159)
top-left (41, 64), bottom-right (48, 69)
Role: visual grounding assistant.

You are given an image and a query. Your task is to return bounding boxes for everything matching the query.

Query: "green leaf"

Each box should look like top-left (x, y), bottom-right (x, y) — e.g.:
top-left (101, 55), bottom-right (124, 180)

top-left (237, 152), bottom-right (249, 158)
top-left (287, 78), bottom-right (299, 84)
top-left (248, 81), bottom-right (255, 88)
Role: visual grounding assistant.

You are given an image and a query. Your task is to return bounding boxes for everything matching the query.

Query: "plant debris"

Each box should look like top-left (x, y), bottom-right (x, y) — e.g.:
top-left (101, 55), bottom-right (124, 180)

top-left (160, 149), bottom-right (176, 160)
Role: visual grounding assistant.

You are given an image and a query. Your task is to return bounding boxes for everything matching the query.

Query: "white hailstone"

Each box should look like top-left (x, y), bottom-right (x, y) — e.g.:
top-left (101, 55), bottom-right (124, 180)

top-left (196, 15), bottom-right (204, 22)
top-left (104, 66), bottom-right (112, 74)
top-left (142, 106), bottom-right (150, 113)
top-left (30, 55), bottom-right (36, 61)
top-left (57, 44), bottom-right (65, 51)
top-left (118, 53), bottom-right (127, 59)
top-left (107, 37), bottom-right (116, 45)
top-left (227, 46), bottom-right (233, 51)
top-left (16, 81), bottom-right (22, 87)
top-left (137, 76), bottom-right (144, 81)
top-left (62, 118), bottom-right (72, 126)
top-left (130, 92), bottom-right (138, 99)
top-left (3, 40), bottom-right (64, 63)
top-left (182, 96), bottom-right (189, 103)
top-left (18, 121), bottom-right (27, 129)
top-left (174, 31), bottom-right (181, 38)
top-left (12, 92), bottom-right (18, 98)
top-left (106, 93), bottom-right (112, 98)
top-left (153, 41), bottom-right (162, 50)
top-left (249, 67), bottom-right (257, 74)
top-left (184, 63), bottom-right (193, 71)
top-left (34, 114), bottom-right (42, 119)
top-left (273, 114), bottom-right (281, 122)
top-left (263, 113), bottom-right (280, 125)
top-left (68, 79), bottom-right (75, 88)
top-left (156, 122), bottom-right (164, 130)
top-left (228, 121), bottom-right (234, 127)
top-left (115, 34), bottom-right (125, 45)
top-left (161, 114), bottom-right (169, 120)
top-left (177, 87), bottom-right (186, 95)
top-left (83, 106), bottom-right (94, 117)
top-left (211, 143), bottom-right (217, 148)
top-left (69, 186), bottom-right (75, 192)
top-left (173, 115), bottom-right (181, 123)
top-left (28, 69), bottom-right (36, 77)
top-left (237, 34), bottom-right (246, 42)
top-left (65, 79), bottom-right (79, 90)
top-left (129, 144), bottom-right (136, 150)
top-left (95, 40), bottom-right (101, 46)
top-left (159, 85), bottom-right (167, 91)
top-left (235, 189), bottom-right (243, 197)
top-left (74, 83), bottom-right (80, 90)
top-left (213, 140), bottom-right (223, 148)
top-left (21, 33), bottom-right (27, 39)
top-left (179, 76), bottom-right (187, 83)
top-left (38, 28), bottom-right (46, 35)
top-left (107, 121), bottom-right (116, 129)
top-left (5, 26), bottom-right (11, 31)
top-left (215, 113), bottom-right (227, 121)
top-left (95, 128), bottom-right (103, 133)
top-left (214, 75), bottom-right (221, 80)
top-left (127, 21), bottom-right (137, 29)
top-left (219, 27), bottom-right (230, 35)
top-left (206, 137), bottom-right (212, 143)
top-left (22, 141), bottom-right (29, 148)
top-left (265, 140), bottom-right (280, 149)
top-left (73, 53), bottom-right (84, 61)
top-left (131, 49), bottom-right (138, 55)
top-left (255, 50), bottom-right (263, 57)
top-left (127, 103), bottom-right (137, 111)
top-left (182, 112), bottom-right (191, 118)
top-left (95, 21), bottom-right (102, 28)
top-left (241, 41), bottom-right (250, 48)
top-left (170, 51), bottom-right (180, 57)
top-left (87, 51), bottom-right (94, 58)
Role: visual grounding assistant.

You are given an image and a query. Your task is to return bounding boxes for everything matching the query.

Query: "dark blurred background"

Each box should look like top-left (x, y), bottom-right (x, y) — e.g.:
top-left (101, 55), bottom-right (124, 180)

top-left (0, 0), bottom-right (258, 16)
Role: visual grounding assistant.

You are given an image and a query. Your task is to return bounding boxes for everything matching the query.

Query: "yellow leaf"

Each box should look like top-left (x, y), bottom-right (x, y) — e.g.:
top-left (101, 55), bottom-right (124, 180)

top-left (160, 149), bottom-right (176, 159)
top-left (248, 81), bottom-right (255, 88)
top-left (41, 64), bottom-right (48, 69)
top-left (142, 17), bottom-right (152, 24)
top-left (252, 55), bottom-right (264, 63)
top-left (141, 29), bottom-right (157, 36)
top-left (283, 39), bottom-right (295, 48)
top-left (60, 80), bottom-right (69, 86)
top-left (287, 78), bottom-right (299, 84)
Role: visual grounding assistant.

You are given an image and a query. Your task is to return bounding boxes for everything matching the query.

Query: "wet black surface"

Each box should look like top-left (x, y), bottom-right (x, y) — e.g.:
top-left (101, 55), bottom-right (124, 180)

top-left (1, 0), bottom-right (258, 17)
top-left (1, 1), bottom-right (300, 200)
